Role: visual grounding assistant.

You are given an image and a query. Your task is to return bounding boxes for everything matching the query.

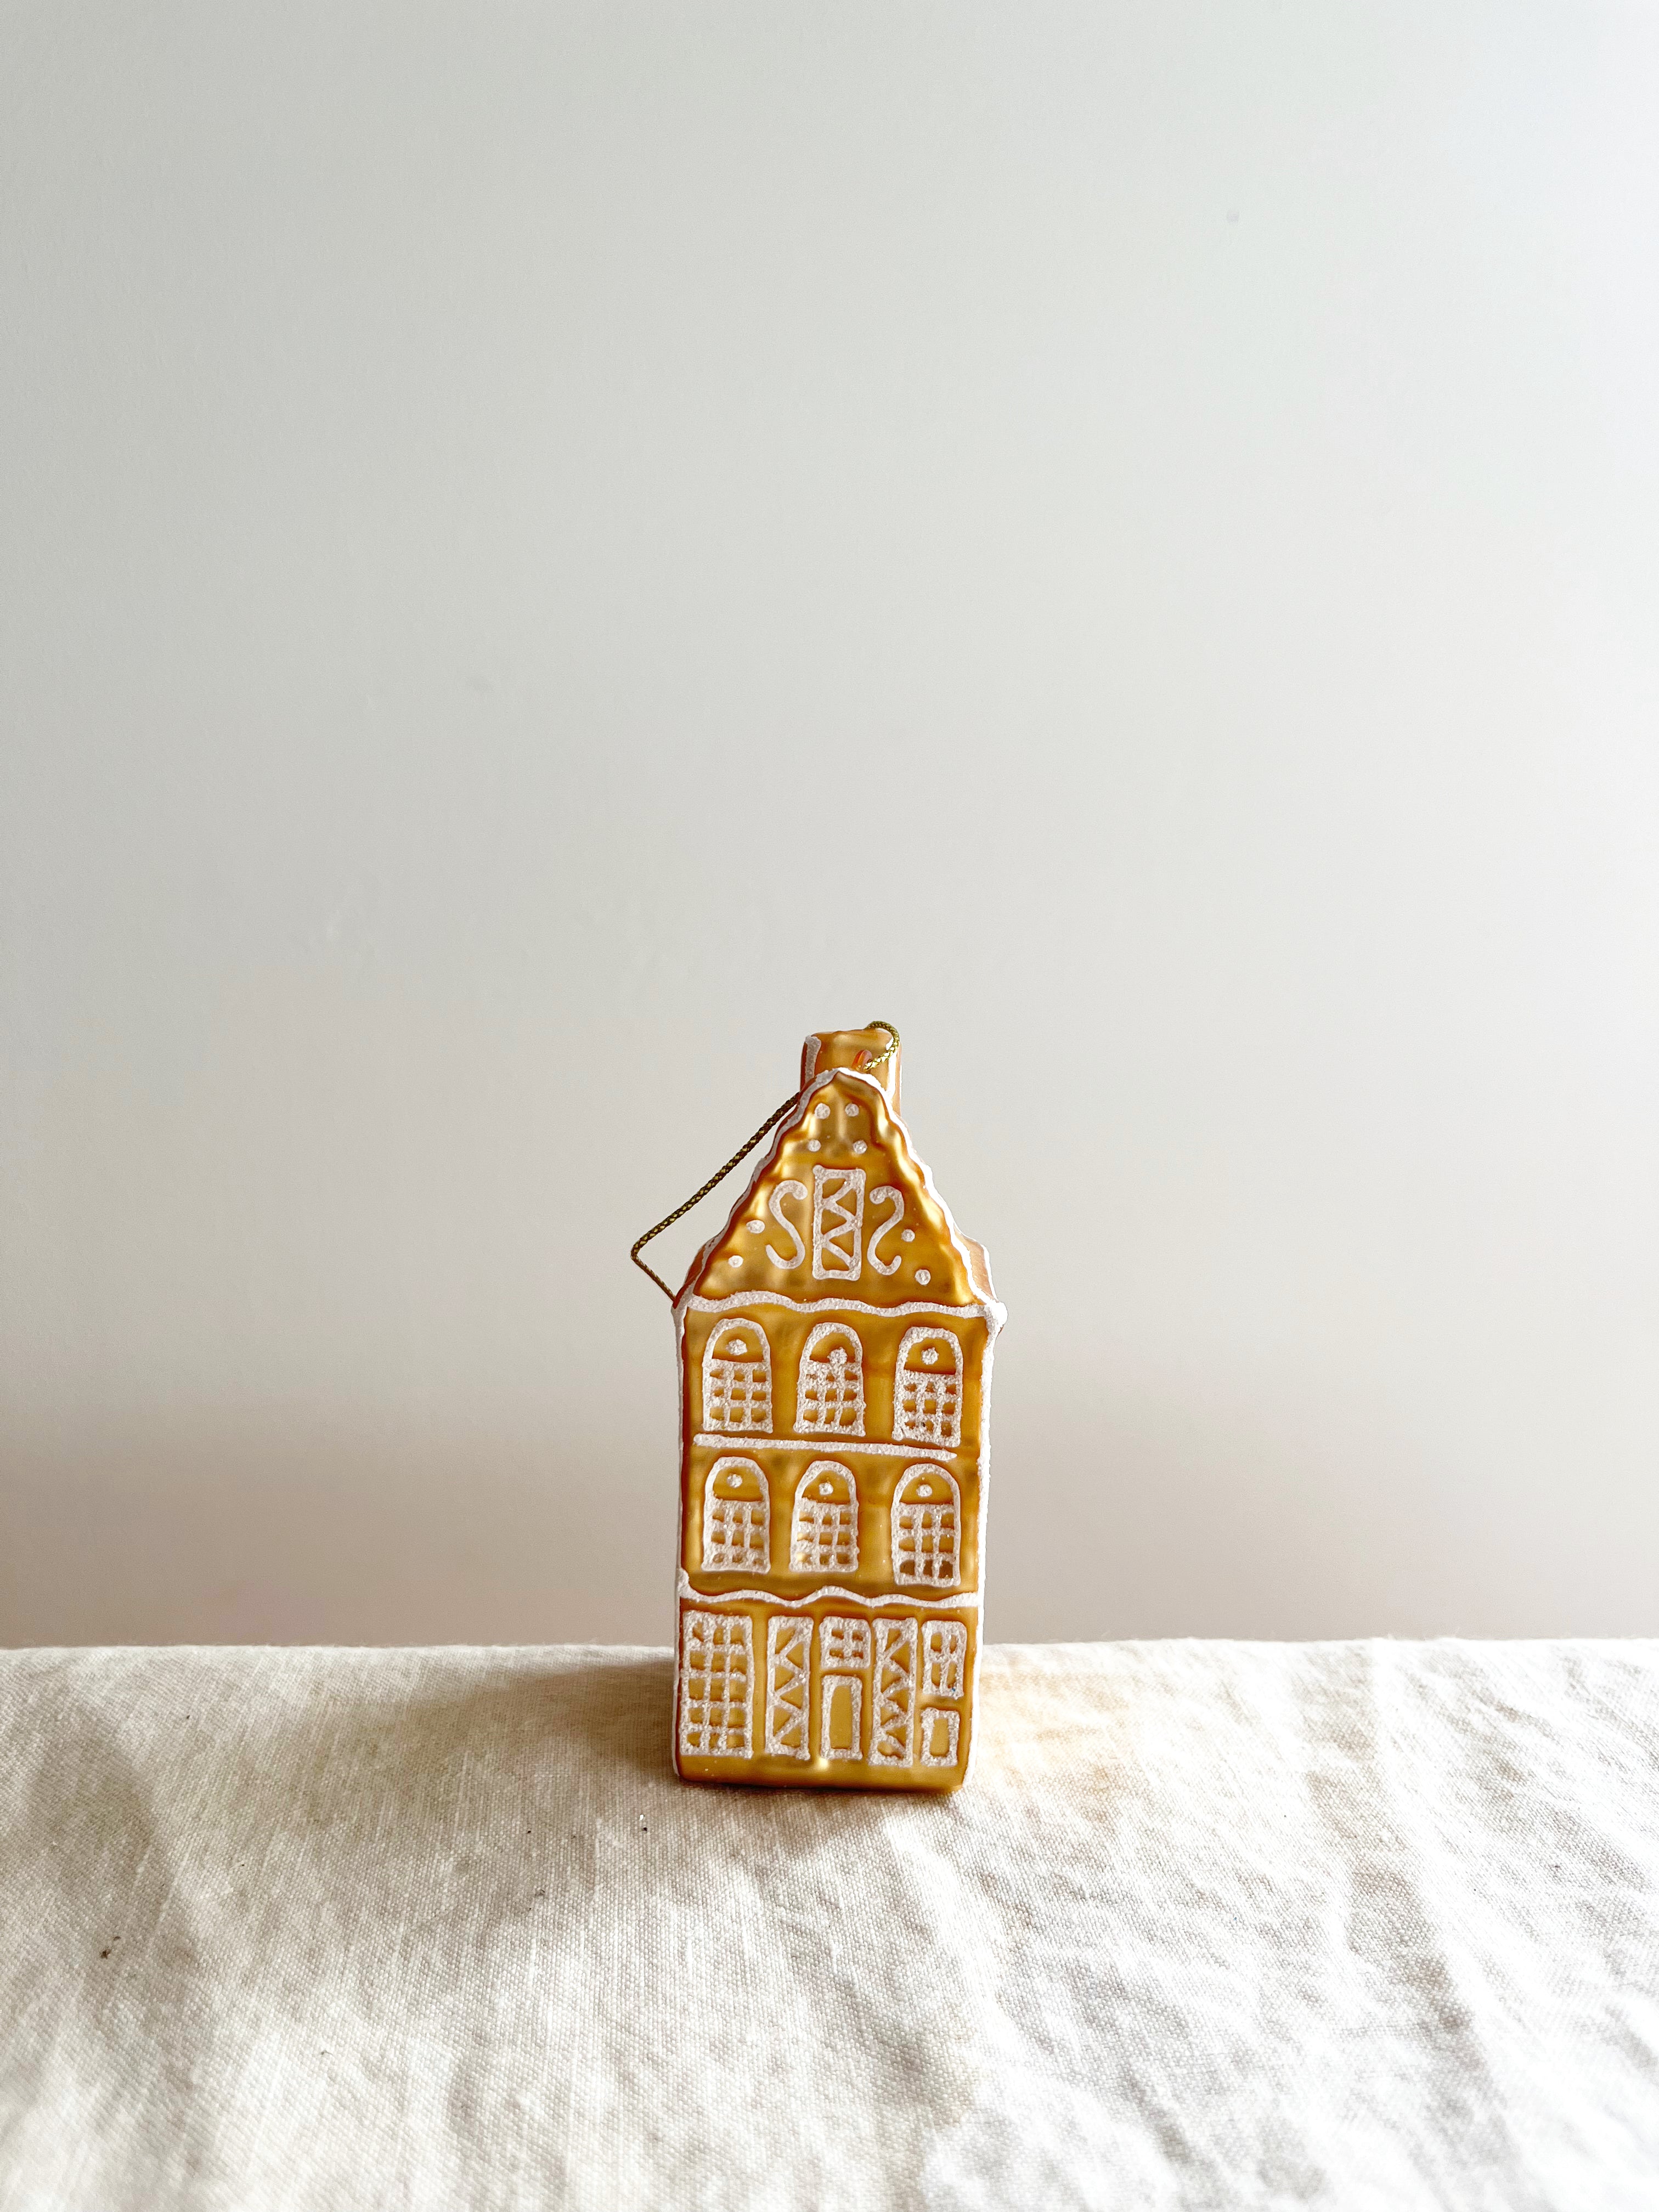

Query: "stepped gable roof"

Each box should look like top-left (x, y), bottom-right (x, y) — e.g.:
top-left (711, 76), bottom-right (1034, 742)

top-left (675, 1066), bottom-right (996, 1314)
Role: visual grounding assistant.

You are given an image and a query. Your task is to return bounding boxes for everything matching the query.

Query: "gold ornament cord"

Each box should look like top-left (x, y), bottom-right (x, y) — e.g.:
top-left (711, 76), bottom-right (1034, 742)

top-left (629, 1020), bottom-right (899, 1300)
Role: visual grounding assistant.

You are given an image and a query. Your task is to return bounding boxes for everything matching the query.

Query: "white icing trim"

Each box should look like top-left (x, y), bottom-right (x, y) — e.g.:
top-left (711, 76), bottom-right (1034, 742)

top-left (868, 1616), bottom-right (918, 1767)
top-left (678, 1570), bottom-right (978, 1612)
top-left (811, 1164), bottom-right (865, 1279)
top-left (794, 1319), bottom-right (866, 1438)
top-left (764, 1616), bottom-right (811, 1759)
top-left (819, 1615), bottom-right (872, 1762)
top-left (791, 1460), bottom-right (859, 1573)
top-left (820, 1672), bottom-right (865, 1760)
top-left (961, 1309), bottom-right (1001, 1787)
top-left (866, 1186), bottom-right (905, 1277)
top-left (701, 1317), bottom-right (774, 1436)
top-left (893, 1325), bottom-right (963, 1450)
top-left (701, 1455), bottom-right (770, 1573)
top-left (672, 1320), bottom-right (689, 1667)
top-left (819, 1615), bottom-right (872, 1671)
top-left (919, 1707), bottom-right (962, 1768)
top-left (677, 1609), bottom-right (754, 1759)
top-left (692, 1434), bottom-right (961, 1462)
top-left (798, 1030), bottom-right (899, 1107)
top-left (672, 1067), bottom-right (1001, 1317)
top-left (687, 1293), bottom-right (1002, 1321)
top-left (922, 1619), bottom-right (968, 1700)
top-left (892, 1463), bottom-right (962, 1589)
top-left (765, 1180), bottom-right (808, 1271)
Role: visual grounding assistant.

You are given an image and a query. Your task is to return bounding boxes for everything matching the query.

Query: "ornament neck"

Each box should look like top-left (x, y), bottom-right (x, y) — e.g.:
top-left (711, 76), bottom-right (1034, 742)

top-left (800, 1025), bottom-right (901, 1114)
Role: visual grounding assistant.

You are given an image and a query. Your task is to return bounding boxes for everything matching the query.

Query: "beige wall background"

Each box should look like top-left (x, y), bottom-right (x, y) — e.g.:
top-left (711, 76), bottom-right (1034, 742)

top-left (3, 1), bottom-right (1657, 1646)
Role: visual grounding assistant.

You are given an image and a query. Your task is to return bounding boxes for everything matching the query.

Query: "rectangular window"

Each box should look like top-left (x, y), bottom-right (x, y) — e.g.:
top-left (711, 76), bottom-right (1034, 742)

top-left (819, 1616), bottom-right (872, 1672)
top-left (764, 1616), bottom-right (811, 1759)
top-left (919, 1707), bottom-right (961, 1768)
top-left (870, 1617), bottom-right (919, 1767)
top-left (922, 1621), bottom-right (968, 1700)
top-left (820, 1674), bottom-right (865, 1760)
top-left (811, 1167), bottom-right (866, 1279)
top-left (679, 1611), bottom-right (753, 1758)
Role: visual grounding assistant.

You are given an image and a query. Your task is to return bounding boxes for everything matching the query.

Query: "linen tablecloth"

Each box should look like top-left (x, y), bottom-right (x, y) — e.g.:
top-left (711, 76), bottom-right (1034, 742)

top-left (1, 1641), bottom-right (1655, 2210)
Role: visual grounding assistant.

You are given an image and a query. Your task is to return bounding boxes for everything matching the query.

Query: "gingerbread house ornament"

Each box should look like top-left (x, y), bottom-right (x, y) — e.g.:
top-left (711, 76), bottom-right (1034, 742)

top-left (663, 1025), bottom-right (1006, 1791)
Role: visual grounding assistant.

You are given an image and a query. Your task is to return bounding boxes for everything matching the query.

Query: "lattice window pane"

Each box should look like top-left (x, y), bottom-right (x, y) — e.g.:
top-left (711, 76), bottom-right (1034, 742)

top-left (922, 1621), bottom-right (968, 1700)
top-left (894, 1330), bottom-right (963, 1449)
top-left (706, 1358), bottom-right (772, 1432)
top-left (792, 1499), bottom-right (857, 1571)
top-left (679, 1611), bottom-right (753, 1758)
top-left (811, 1166), bottom-right (866, 1279)
top-left (919, 1707), bottom-right (961, 1768)
top-left (898, 1371), bottom-right (960, 1446)
top-left (894, 1501), bottom-right (959, 1588)
top-left (705, 1498), bottom-right (769, 1571)
top-left (820, 1615), bottom-right (872, 1672)
top-left (797, 1326), bottom-right (866, 1438)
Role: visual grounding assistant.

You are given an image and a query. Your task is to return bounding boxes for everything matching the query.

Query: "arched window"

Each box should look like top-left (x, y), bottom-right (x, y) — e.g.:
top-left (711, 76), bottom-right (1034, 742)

top-left (702, 1318), bottom-right (772, 1434)
top-left (791, 1461), bottom-right (859, 1572)
top-left (795, 1323), bottom-right (865, 1436)
top-left (891, 1463), bottom-right (960, 1588)
top-left (893, 1328), bottom-right (962, 1449)
top-left (702, 1457), bottom-right (770, 1572)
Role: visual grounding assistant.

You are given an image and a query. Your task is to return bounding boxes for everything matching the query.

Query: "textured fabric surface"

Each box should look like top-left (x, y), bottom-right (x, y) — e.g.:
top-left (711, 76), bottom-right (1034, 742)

top-left (1, 1641), bottom-right (1656, 2211)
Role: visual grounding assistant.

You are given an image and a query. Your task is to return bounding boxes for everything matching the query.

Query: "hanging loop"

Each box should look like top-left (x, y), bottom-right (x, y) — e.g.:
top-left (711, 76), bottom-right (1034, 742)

top-left (629, 1019), bottom-right (900, 1301)
top-left (860, 1019), bottom-right (900, 1074)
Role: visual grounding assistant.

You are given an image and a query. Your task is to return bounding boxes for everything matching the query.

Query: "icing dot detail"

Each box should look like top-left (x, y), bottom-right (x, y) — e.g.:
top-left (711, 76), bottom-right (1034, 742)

top-left (901, 1229), bottom-right (915, 1244)
top-left (746, 1220), bottom-right (765, 1234)
top-left (915, 1268), bottom-right (931, 1285)
top-left (853, 1141), bottom-right (867, 1155)
top-left (728, 1256), bottom-right (743, 1268)
top-left (808, 1139), bottom-right (821, 1153)
top-left (846, 1104), bottom-right (860, 1117)
top-left (815, 1104), bottom-right (831, 1120)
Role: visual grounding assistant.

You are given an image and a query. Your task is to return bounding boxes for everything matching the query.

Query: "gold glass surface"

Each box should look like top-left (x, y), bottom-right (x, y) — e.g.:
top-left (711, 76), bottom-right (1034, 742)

top-left (670, 1028), bottom-right (1006, 1791)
